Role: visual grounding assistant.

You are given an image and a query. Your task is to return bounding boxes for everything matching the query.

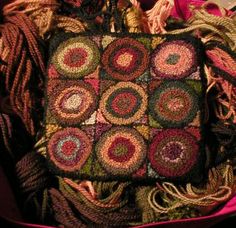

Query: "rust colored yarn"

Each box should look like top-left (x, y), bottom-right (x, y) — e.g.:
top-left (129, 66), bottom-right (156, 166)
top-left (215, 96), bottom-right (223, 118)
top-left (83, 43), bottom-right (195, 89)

top-left (0, 12), bottom-right (45, 136)
top-left (65, 179), bottom-right (129, 211)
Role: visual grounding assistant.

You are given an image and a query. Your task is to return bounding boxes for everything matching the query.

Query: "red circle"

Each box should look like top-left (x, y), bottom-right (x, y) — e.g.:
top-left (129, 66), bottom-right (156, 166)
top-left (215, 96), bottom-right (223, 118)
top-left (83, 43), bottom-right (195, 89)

top-left (48, 128), bottom-right (92, 172)
top-left (112, 47), bottom-right (137, 73)
top-left (63, 48), bottom-right (88, 68)
top-left (61, 141), bottom-right (77, 156)
top-left (111, 92), bottom-right (137, 115)
top-left (108, 137), bottom-right (135, 162)
top-left (149, 129), bottom-right (199, 178)
top-left (102, 38), bottom-right (149, 81)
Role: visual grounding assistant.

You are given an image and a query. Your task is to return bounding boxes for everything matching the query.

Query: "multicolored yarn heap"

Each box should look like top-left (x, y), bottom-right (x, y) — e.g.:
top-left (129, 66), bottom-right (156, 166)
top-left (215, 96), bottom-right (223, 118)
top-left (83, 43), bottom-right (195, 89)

top-left (0, 0), bottom-right (236, 227)
top-left (44, 32), bottom-right (206, 183)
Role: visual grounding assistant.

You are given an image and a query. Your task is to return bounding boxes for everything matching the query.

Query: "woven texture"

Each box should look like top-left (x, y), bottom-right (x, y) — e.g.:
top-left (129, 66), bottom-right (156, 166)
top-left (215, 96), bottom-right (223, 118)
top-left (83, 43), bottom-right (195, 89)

top-left (44, 32), bottom-right (206, 183)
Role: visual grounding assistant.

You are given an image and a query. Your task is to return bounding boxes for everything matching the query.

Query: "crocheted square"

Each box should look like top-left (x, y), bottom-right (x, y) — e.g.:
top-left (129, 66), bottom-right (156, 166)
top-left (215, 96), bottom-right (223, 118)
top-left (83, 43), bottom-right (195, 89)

top-left (44, 32), bottom-right (206, 183)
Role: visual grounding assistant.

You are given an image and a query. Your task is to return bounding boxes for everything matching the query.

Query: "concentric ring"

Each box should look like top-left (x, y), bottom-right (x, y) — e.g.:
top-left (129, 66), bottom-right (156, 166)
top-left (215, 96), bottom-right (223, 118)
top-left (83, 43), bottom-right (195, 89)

top-left (151, 40), bottom-right (197, 79)
top-left (149, 81), bottom-right (199, 127)
top-left (149, 129), bottom-right (199, 178)
top-left (100, 82), bottom-right (147, 125)
top-left (48, 128), bottom-right (92, 172)
top-left (52, 36), bottom-right (100, 78)
top-left (102, 38), bottom-right (149, 81)
top-left (49, 81), bottom-right (97, 125)
top-left (96, 127), bottom-right (146, 176)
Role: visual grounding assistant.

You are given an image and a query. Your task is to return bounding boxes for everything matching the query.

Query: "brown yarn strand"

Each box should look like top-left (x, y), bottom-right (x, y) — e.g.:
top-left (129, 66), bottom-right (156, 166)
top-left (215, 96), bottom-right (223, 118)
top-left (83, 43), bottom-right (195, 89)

top-left (0, 113), bottom-right (13, 157)
top-left (135, 186), bottom-right (158, 224)
top-left (64, 179), bottom-right (129, 212)
top-left (16, 153), bottom-right (50, 194)
top-left (2, 0), bottom-right (60, 38)
top-left (0, 1), bottom-right (86, 135)
top-left (0, 12), bottom-right (46, 135)
top-left (59, 178), bottom-right (139, 226)
top-left (49, 188), bottom-right (87, 228)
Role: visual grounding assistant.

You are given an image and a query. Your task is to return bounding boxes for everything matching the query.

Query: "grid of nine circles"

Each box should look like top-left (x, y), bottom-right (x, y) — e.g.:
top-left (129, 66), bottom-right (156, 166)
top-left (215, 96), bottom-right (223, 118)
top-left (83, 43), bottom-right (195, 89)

top-left (45, 34), bottom-right (203, 180)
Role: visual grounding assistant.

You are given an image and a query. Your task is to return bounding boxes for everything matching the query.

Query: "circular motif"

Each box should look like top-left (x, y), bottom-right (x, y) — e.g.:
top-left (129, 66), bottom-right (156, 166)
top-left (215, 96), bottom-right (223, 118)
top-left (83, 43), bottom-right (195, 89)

top-left (52, 37), bottom-right (100, 78)
top-left (96, 127), bottom-right (146, 175)
top-left (149, 129), bottom-right (199, 178)
top-left (102, 38), bottom-right (149, 81)
top-left (50, 81), bottom-right (97, 125)
top-left (100, 82), bottom-right (147, 125)
top-left (48, 128), bottom-right (92, 172)
top-left (151, 40), bottom-right (197, 79)
top-left (149, 81), bottom-right (198, 127)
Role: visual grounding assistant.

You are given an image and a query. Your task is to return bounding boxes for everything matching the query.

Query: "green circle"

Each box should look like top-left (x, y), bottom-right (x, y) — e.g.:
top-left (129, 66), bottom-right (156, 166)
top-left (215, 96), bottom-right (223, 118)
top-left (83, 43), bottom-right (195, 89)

top-left (149, 81), bottom-right (199, 128)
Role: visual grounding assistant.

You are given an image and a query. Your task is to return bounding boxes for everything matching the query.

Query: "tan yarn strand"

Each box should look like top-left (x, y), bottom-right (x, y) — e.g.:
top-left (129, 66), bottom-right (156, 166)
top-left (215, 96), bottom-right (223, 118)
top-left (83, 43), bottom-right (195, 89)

top-left (148, 163), bottom-right (234, 214)
top-left (148, 188), bottom-right (183, 213)
top-left (55, 16), bottom-right (85, 33)
top-left (168, 23), bottom-right (233, 47)
top-left (3, 0), bottom-right (85, 38)
top-left (161, 183), bottom-right (232, 204)
top-left (191, 9), bottom-right (236, 34)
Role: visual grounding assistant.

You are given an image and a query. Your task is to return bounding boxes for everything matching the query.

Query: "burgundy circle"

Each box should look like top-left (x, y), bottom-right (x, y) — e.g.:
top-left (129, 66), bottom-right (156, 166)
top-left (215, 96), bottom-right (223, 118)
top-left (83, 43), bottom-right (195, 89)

top-left (149, 129), bottom-right (199, 178)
